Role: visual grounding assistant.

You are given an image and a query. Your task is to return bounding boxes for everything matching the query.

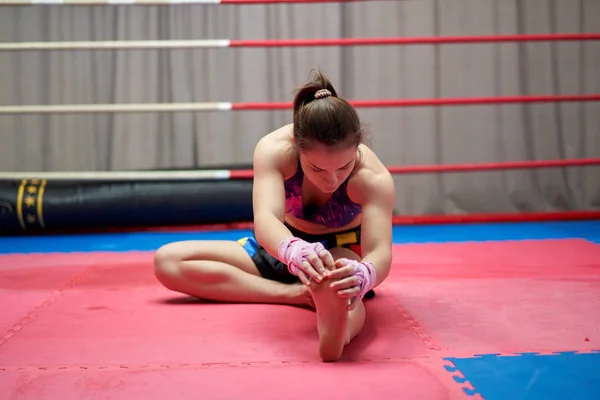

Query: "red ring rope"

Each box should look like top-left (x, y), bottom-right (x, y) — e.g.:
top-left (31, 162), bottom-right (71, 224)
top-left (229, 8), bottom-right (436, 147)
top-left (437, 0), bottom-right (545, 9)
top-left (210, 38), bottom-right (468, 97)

top-left (92, 210), bottom-right (599, 234)
top-left (228, 158), bottom-right (600, 179)
top-left (391, 210), bottom-right (600, 225)
top-left (231, 94), bottom-right (600, 110)
top-left (230, 33), bottom-right (600, 47)
top-left (386, 158), bottom-right (600, 174)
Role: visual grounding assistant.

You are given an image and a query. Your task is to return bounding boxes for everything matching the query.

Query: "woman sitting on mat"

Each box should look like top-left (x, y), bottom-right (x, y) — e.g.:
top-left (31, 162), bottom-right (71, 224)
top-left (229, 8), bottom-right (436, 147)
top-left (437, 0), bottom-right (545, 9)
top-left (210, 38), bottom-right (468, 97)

top-left (154, 69), bottom-right (395, 362)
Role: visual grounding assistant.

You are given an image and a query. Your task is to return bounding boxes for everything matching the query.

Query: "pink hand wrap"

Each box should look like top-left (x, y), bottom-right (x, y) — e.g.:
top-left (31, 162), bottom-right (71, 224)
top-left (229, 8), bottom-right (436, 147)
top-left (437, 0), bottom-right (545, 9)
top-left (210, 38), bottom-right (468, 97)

top-left (337, 258), bottom-right (377, 302)
top-left (278, 237), bottom-right (327, 276)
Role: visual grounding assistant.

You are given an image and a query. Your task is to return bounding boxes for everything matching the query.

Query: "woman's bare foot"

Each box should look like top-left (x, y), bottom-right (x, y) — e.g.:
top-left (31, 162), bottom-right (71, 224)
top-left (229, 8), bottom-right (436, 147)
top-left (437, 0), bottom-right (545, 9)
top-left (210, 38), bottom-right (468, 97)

top-left (309, 279), bottom-right (349, 361)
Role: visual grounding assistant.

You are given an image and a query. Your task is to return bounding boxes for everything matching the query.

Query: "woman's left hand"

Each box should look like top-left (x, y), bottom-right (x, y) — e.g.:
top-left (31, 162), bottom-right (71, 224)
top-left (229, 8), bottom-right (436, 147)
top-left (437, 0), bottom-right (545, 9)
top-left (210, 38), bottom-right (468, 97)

top-left (325, 259), bottom-right (362, 298)
top-left (324, 258), bottom-right (376, 310)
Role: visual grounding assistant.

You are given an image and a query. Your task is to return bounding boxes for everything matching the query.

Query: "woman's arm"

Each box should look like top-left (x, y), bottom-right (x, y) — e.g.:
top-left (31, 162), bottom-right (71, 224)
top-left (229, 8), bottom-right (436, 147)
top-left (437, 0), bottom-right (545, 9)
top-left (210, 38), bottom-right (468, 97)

top-left (355, 170), bottom-right (396, 287)
top-left (326, 154), bottom-right (396, 304)
top-left (251, 134), bottom-right (295, 257)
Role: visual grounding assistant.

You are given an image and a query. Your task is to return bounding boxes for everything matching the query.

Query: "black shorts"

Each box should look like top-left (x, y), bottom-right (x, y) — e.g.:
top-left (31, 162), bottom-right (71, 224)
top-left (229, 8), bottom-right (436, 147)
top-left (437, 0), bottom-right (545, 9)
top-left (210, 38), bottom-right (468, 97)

top-left (237, 223), bottom-right (375, 299)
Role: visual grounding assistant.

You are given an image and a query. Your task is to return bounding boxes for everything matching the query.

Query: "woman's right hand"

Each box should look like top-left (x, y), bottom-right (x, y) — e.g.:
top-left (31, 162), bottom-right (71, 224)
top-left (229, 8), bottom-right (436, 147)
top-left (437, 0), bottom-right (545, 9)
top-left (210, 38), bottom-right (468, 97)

top-left (278, 237), bottom-right (335, 285)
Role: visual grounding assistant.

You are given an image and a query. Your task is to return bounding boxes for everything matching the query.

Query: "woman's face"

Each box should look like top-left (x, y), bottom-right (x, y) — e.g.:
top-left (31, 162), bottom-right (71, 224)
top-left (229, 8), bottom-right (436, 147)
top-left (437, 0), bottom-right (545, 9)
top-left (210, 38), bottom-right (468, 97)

top-left (299, 143), bottom-right (358, 193)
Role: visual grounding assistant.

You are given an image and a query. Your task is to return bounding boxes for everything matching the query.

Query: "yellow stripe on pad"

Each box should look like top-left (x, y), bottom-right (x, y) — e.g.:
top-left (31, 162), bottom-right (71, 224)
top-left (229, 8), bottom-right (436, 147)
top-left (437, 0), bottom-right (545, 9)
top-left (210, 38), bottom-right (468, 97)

top-left (335, 231), bottom-right (358, 246)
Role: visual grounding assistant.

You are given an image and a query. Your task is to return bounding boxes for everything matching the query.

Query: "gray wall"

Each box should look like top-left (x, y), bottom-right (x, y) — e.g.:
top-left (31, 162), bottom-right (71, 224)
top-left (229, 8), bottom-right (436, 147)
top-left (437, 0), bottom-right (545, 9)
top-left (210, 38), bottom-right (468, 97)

top-left (1, 0), bottom-right (599, 216)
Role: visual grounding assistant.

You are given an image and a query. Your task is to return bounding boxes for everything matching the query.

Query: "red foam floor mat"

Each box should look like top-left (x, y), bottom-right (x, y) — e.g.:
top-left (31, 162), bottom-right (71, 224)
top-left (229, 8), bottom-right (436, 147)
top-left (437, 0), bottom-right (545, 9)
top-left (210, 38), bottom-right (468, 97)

top-left (1, 239), bottom-right (599, 399)
top-left (0, 360), bottom-right (458, 400)
top-left (388, 239), bottom-right (600, 355)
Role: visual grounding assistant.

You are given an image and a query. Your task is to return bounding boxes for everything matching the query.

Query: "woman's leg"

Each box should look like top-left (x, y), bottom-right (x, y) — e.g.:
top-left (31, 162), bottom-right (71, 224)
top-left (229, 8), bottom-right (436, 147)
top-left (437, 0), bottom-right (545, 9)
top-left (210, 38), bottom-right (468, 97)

top-left (154, 240), bottom-right (312, 307)
top-left (309, 246), bottom-right (367, 362)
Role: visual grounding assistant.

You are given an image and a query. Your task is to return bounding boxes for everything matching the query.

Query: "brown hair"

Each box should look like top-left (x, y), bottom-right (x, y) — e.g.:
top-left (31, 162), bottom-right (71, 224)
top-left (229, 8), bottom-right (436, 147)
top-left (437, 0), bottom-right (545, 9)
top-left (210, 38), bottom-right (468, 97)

top-left (292, 69), bottom-right (366, 152)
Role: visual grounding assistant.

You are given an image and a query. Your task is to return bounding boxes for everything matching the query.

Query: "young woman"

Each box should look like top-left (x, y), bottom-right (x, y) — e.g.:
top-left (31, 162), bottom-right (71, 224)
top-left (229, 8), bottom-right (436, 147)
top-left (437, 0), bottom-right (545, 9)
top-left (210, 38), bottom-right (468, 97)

top-left (154, 70), bottom-right (395, 362)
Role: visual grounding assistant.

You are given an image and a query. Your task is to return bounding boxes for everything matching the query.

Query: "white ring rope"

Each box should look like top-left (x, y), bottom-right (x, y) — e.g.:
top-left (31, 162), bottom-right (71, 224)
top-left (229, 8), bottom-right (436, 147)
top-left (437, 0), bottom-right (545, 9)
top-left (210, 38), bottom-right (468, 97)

top-left (1, 0), bottom-right (253, 4)
top-left (2, 170), bottom-right (234, 181)
top-left (0, 0), bottom-right (376, 5)
top-left (0, 40), bottom-right (232, 51)
top-left (0, 103), bottom-right (234, 114)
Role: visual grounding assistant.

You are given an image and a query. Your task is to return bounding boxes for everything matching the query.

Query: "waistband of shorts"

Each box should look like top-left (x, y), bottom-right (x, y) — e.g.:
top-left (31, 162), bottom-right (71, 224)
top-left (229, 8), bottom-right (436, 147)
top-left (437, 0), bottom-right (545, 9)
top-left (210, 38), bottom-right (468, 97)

top-left (284, 222), bottom-right (361, 249)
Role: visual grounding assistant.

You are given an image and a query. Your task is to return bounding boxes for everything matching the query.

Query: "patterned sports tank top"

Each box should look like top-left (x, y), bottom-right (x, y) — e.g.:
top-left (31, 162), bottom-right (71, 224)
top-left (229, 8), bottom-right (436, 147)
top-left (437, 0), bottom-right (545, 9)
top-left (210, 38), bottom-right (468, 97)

top-left (284, 163), bottom-right (362, 229)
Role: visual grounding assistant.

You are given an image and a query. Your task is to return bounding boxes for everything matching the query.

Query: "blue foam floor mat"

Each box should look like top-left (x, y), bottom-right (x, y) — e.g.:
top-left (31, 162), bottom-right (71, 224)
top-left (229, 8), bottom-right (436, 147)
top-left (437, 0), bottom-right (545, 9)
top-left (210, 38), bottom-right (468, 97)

top-left (444, 351), bottom-right (600, 399)
top-left (0, 220), bottom-right (599, 254)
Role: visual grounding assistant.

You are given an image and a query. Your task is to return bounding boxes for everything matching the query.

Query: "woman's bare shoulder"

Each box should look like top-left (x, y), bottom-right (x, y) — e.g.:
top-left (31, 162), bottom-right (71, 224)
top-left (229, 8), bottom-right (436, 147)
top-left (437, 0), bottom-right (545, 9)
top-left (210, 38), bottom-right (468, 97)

top-left (348, 145), bottom-right (395, 204)
top-left (253, 124), bottom-right (298, 178)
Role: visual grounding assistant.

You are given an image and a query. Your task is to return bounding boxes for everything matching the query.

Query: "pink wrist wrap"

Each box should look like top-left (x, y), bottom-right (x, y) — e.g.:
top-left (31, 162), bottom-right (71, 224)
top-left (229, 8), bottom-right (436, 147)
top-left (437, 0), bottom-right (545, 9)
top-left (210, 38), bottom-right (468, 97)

top-left (278, 237), bottom-right (326, 276)
top-left (339, 258), bottom-right (377, 301)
